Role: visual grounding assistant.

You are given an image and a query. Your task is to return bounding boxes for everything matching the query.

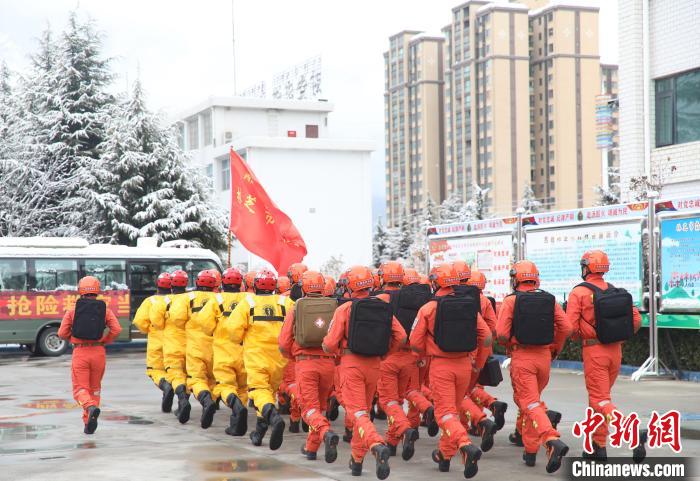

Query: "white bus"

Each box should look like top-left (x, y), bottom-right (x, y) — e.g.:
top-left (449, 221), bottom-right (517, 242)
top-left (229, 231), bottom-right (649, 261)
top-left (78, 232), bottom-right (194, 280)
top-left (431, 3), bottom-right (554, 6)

top-left (0, 237), bottom-right (222, 356)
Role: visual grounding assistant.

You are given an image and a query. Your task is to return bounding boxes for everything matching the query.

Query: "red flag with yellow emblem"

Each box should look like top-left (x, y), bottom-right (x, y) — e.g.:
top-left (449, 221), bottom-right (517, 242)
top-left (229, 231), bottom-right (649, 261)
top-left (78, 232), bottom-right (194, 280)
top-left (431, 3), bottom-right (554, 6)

top-left (228, 148), bottom-right (307, 274)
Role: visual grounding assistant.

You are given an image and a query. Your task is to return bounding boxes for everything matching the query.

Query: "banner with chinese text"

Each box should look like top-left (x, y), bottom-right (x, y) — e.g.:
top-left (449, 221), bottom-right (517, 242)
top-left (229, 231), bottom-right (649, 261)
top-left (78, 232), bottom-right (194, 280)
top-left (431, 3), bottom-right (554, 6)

top-left (0, 290), bottom-right (131, 321)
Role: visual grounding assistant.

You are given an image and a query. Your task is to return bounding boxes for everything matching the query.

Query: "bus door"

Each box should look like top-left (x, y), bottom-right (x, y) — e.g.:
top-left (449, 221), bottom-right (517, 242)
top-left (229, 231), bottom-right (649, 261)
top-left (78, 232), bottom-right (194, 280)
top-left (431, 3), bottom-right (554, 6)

top-left (127, 261), bottom-right (159, 327)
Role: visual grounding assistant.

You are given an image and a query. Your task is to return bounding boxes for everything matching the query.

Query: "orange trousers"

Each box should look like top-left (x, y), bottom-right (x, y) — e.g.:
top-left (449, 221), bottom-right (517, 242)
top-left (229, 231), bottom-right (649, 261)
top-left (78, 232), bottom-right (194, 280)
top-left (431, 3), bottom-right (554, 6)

top-left (71, 345), bottom-right (106, 424)
top-left (279, 360), bottom-right (301, 421)
top-left (340, 356), bottom-right (385, 461)
top-left (583, 343), bottom-right (621, 447)
top-left (296, 358), bottom-right (335, 452)
top-left (335, 364), bottom-right (353, 431)
top-left (510, 347), bottom-right (559, 453)
top-left (430, 356), bottom-right (473, 459)
top-left (377, 350), bottom-right (417, 445)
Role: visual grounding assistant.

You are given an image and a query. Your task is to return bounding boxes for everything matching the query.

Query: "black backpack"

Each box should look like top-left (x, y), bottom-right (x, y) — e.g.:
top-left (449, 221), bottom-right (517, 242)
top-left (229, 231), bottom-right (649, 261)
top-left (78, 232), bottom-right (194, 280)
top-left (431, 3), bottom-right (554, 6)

top-left (289, 283), bottom-right (304, 302)
top-left (433, 295), bottom-right (478, 352)
top-left (347, 297), bottom-right (393, 356)
top-left (511, 290), bottom-right (555, 345)
top-left (477, 356), bottom-right (503, 387)
top-left (388, 284), bottom-right (432, 337)
top-left (577, 282), bottom-right (634, 344)
top-left (486, 296), bottom-right (497, 313)
top-left (71, 297), bottom-right (107, 341)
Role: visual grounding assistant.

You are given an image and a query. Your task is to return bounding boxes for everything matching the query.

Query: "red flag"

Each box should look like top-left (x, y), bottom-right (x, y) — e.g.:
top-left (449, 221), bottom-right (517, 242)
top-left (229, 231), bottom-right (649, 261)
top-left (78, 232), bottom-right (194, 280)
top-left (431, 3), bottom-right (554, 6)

top-left (228, 148), bottom-right (307, 274)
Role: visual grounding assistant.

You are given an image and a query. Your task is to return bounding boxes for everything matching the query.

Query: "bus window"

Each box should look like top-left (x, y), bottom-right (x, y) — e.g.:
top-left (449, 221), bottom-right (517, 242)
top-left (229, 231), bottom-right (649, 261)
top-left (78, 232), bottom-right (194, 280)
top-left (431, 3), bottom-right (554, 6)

top-left (161, 260), bottom-right (219, 288)
top-left (129, 263), bottom-right (157, 292)
top-left (0, 259), bottom-right (27, 291)
top-left (34, 259), bottom-right (78, 291)
top-left (83, 259), bottom-right (127, 291)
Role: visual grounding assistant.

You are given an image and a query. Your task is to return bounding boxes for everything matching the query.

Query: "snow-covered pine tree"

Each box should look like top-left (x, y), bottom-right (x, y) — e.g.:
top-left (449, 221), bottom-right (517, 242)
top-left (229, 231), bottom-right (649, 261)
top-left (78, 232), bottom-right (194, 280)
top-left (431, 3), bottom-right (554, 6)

top-left (372, 218), bottom-right (390, 267)
top-left (407, 197), bottom-right (438, 268)
top-left (0, 61), bottom-right (17, 159)
top-left (520, 183), bottom-right (542, 214)
top-left (395, 213), bottom-right (414, 262)
top-left (439, 192), bottom-right (464, 224)
top-left (594, 167), bottom-right (621, 206)
top-left (464, 183), bottom-right (489, 220)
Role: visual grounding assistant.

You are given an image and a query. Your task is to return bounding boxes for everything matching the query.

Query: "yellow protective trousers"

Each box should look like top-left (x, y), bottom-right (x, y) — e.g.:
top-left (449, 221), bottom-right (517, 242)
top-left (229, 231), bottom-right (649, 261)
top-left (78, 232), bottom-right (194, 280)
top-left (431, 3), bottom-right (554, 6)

top-left (132, 295), bottom-right (169, 386)
top-left (212, 291), bottom-right (248, 403)
top-left (163, 292), bottom-right (190, 389)
top-left (186, 290), bottom-right (221, 399)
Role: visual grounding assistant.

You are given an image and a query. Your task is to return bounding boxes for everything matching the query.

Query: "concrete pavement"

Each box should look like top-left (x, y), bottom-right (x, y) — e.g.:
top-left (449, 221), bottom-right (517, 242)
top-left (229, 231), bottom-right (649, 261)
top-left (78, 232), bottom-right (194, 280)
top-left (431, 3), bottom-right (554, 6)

top-left (1, 347), bottom-right (699, 481)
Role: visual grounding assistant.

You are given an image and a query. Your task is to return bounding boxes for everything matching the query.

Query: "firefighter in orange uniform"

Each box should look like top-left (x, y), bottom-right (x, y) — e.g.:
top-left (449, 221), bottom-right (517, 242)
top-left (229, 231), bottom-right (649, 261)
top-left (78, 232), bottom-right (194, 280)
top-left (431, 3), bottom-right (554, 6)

top-left (566, 250), bottom-right (645, 461)
top-left (279, 270), bottom-right (340, 462)
top-left (496, 260), bottom-right (571, 472)
top-left (410, 263), bottom-right (490, 478)
top-left (58, 276), bottom-right (122, 434)
top-left (244, 271), bottom-right (256, 293)
top-left (322, 265), bottom-right (406, 480)
top-left (279, 264), bottom-right (306, 427)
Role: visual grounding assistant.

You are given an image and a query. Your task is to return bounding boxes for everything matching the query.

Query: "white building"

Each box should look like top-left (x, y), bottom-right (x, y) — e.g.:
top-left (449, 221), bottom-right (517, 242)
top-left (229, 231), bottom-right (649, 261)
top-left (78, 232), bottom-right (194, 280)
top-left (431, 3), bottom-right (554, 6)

top-left (172, 97), bottom-right (375, 272)
top-left (618, 0), bottom-right (700, 199)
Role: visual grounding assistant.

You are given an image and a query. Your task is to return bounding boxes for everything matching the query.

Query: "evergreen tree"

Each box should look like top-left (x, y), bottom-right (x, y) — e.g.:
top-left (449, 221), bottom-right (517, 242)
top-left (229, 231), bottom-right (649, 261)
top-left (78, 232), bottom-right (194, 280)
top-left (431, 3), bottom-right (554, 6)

top-left (395, 213), bottom-right (414, 262)
top-left (439, 192), bottom-right (464, 224)
top-left (407, 197), bottom-right (439, 268)
top-left (595, 167), bottom-right (622, 206)
top-left (372, 218), bottom-right (389, 267)
top-left (521, 183), bottom-right (542, 214)
top-left (464, 183), bottom-right (489, 220)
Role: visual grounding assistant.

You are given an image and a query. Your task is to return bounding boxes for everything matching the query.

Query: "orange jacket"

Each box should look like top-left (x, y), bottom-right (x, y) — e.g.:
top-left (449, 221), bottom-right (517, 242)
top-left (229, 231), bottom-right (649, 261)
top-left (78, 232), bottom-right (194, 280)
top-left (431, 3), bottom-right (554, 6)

top-left (496, 284), bottom-right (571, 354)
top-left (566, 273), bottom-right (642, 342)
top-left (58, 302), bottom-right (122, 344)
top-left (479, 293), bottom-right (497, 334)
top-left (278, 301), bottom-right (332, 359)
top-left (409, 286), bottom-right (492, 359)
top-left (321, 289), bottom-right (407, 358)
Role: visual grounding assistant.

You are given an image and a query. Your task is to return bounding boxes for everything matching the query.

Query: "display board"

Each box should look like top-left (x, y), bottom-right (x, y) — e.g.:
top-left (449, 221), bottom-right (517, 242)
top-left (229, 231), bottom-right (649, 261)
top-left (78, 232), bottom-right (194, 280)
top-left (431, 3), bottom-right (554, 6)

top-left (525, 221), bottom-right (643, 304)
top-left (428, 233), bottom-right (513, 301)
top-left (660, 215), bottom-right (700, 312)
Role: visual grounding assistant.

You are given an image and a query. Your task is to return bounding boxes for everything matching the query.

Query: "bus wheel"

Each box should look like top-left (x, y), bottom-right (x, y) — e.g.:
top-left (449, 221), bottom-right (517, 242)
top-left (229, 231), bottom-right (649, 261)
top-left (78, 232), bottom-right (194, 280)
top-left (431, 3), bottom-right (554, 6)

top-left (37, 327), bottom-right (68, 357)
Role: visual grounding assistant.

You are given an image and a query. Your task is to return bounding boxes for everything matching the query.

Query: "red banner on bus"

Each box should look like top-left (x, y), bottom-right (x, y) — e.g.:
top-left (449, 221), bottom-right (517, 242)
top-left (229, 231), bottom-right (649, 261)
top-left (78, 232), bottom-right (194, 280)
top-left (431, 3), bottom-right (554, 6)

top-left (0, 290), bottom-right (131, 320)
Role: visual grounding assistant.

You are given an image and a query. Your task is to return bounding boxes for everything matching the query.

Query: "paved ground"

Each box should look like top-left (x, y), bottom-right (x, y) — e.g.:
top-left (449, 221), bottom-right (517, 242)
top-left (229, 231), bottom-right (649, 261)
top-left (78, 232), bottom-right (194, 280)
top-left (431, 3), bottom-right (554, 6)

top-left (1, 346), bottom-right (699, 481)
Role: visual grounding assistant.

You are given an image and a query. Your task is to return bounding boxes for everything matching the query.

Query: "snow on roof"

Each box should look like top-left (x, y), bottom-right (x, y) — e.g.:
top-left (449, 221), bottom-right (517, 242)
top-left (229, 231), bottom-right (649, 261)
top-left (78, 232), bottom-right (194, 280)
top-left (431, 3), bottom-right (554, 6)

top-left (476, 1), bottom-right (529, 15)
top-left (0, 237), bottom-right (90, 248)
top-left (409, 32), bottom-right (445, 43)
top-left (529, 0), bottom-right (600, 16)
top-left (173, 97), bottom-right (334, 124)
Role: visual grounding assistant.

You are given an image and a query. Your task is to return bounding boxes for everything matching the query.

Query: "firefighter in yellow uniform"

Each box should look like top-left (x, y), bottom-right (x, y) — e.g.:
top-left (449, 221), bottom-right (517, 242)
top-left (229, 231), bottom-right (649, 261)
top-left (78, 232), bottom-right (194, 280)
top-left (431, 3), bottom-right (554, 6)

top-left (162, 269), bottom-right (192, 424)
top-left (132, 272), bottom-right (174, 412)
top-left (186, 269), bottom-right (223, 429)
top-left (228, 269), bottom-right (294, 450)
top-left (211, 267), bottom-right (249, 436)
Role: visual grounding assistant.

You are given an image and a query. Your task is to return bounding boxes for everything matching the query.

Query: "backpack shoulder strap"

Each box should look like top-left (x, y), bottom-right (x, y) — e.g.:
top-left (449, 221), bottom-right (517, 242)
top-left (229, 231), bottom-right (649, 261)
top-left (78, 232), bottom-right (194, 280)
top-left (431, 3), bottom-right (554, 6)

top-left (577, 282), bottom-right (603, 295)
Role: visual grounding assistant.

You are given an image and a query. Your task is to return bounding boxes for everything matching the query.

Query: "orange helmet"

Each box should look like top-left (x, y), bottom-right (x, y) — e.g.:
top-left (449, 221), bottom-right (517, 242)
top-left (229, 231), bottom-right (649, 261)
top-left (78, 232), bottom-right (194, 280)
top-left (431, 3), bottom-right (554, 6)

top-left (196, 269), bottom-right (218, 289)
top-left (452, 260), bottom-right (471, 283)
top-left (156, 272), bottom-right (172, 289)
top-left (78, 276), bottom-right (101, 296)
top-left (419, 274), bottom-right (431, 286)
top-left (429, 263), bottom-right (460, 288)
top-left (323, 276), bottom-right (336, 296)
top-left (276, 275), bottom-right (291, 294)
top-left (244, 271), bottom-right (256, 291)
top-left (345, 266), bottom-right (375, 292)
top-left (287, 263), bottom-right (308, 283)
top-left (222, 267), bottom-right (243, 286)
top-left (403, 268), bottom-right (421, 286)
top-left (301, 270), bottom-right (325, 294)
top-left (371, 269), bottom-right (380, 289)
top-left (510, 260), bottom-right (540, 288)
top-left (171, 269), bottom-right (189, 288)
top-left (254, 269), bottom-right (277, 292)
top-left (581, 250), bottom-right (610, 274)
top-left (378, 261), bottom-right (405, 286)
top-left (466, 269), bottom-right (487, 291)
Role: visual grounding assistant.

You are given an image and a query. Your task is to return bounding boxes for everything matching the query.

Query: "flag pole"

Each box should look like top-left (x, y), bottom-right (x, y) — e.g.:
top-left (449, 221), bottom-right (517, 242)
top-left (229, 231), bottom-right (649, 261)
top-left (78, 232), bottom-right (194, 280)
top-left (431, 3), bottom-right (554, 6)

top-left (227, 232), bottom-right (232, 268)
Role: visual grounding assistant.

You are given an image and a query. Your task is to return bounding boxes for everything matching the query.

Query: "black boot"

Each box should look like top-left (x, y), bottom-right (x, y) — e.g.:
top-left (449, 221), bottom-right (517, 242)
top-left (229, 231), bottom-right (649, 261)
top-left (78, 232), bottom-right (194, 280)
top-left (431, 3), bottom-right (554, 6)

top-left (197, 391), bottom-right (216, 429)
top-left (401, 428), bottom-right (419, 461)
top-left (224, 394), bottom-right (248, 436)
top-left (174, 385), bottom-right (191, 424)
top-left (460, 444), bottom-right (482, 479)
top-left (250, 417), bottom-right (268, 446)
top-left (84, 406), bottom-right (100, 434)
top-left (262, 403), bottom-right (285, 450)
top-left (371, 444), bottom-right (391, 480)
top-left (349, 456), bottom-right (363, 476)
top-left (633, 429), bottom-right (647, 463)
top-left (301, 445), bottom-right (317, 460)
top-left (289, 420), bottom-right (300, 433)
top-left (278, 393), bottom-right (291, 415)
top-left (545, 439), bottom-right (569, 474)
top-left (509, 429), bottom-right (524, 447)
top-left (159, 378), bottom-right (174, 413)
top-left (523, 452), bottom-right (537, 467)
top-left (375, 407), bottom-right (387, 420)
top-left (546, 410), bottom-right (562, 430)
top-left (324, 431), bottom-right (339, 463)
top-left (386, 443), bottom-right (397, 456)
top-left (326, 395), bottom-right (339, 421)
top-left (489, 401), bottom-right (507, 430)
top-left (302, 418), bottom-right (309, 432)
top-left (343, 427), bottom-right (353, 443)
top-left (478, 419), bottom-right (498, 452)
top-left (432, 449), bottom-right (450, 472)
top-left (582, 441), bottom-right (607, 461)
top-left (423, 406), bottom-right (439, 437)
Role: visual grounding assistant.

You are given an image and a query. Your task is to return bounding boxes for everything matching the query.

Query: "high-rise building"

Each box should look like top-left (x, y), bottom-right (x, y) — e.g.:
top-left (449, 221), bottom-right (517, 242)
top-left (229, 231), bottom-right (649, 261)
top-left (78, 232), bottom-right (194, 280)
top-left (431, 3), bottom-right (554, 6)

top-left (384, 32), bottom-right (445, 227)
top-left (600, 64), bottom-right (619, 186)
top-left (618, 0), bottom-right (700, 199)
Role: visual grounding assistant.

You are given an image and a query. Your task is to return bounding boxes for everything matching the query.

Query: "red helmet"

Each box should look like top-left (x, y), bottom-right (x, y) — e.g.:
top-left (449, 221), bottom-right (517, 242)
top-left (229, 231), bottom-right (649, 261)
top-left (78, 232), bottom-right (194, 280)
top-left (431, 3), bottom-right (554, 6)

top-left (276, 275), bottom-right (291, 294)
top-left (196, 269), bottom-right (218, 289)
top-left (244, 271), bottom-right (256, 291)
top-left (78, 276), bottom-right (101, 296)
top-left (323, 276), bottom-right (336, 296)
top-left (287, 263), bottom-right (308, 283)
top-left (345, 266), bottom-right (375, 292)
top-left (371, 269), bottom-right (380, 289)
top-left (581, 250), bottom-right (610, 274)
top-left (378, 261), bottom-right (405, 286)
top-left (467, 269), bottom-right (487, 291)
top-left (301, 270), bottom-right (325, 294)
top-left (171, 270), bottom-right (189, 288)
top-left (452, 260), bottom-right (471, 283)
top-left (254, 269), bottom-right (277, 292)
top-left (403, 268), bottom-right (421, 285)
top-left (510, 260), bottom-right (540, 288)
top-left (429, 263), bottom-right (460, 288)
top-left (222, 267), bottom-right (243, 286)
top-left (156, 272), bottom-right (172, 289)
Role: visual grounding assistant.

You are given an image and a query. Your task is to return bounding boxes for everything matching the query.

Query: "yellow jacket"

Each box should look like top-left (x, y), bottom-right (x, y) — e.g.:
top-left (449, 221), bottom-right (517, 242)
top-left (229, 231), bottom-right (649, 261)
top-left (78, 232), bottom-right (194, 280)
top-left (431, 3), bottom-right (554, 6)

top-left (188, 290), bottom-right (223, 336)
top-left (167, 292), bottom-right (191, 330)
top-left (132, 296), bottom-right (153, 334)
top-left (133, 294), bottom-right (171, 333)
top-left (228, 294), bottom-right (294, 349)
top-left (213, 291), bottom-right (247, 348)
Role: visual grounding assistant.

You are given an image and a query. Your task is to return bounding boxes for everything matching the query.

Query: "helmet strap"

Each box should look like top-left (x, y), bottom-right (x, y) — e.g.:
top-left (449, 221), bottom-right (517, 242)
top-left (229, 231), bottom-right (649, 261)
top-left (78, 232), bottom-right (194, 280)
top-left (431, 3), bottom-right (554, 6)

top-left (172, 286), bottom-right (186, 294)
top-left (223, 285), bottom-right (241, 293)
top-left (157, 287), bottom-right (171, 295)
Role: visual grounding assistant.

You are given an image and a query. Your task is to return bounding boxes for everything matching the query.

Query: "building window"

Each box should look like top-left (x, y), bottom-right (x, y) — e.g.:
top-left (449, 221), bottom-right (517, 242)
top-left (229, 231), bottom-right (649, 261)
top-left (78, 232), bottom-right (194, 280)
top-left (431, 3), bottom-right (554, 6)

top-left (187, 117), bottom-right (199, 150)
top-left (655, 68), bottom-right (700, 147)
top-left (305, 124), bottom-right (319, 138)
top-left (220, 158), bottom-right (230, 191)
top-left (202, 110), bottom-right (212, 146)
top-left (205, 164), bottom-right (213, 192)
